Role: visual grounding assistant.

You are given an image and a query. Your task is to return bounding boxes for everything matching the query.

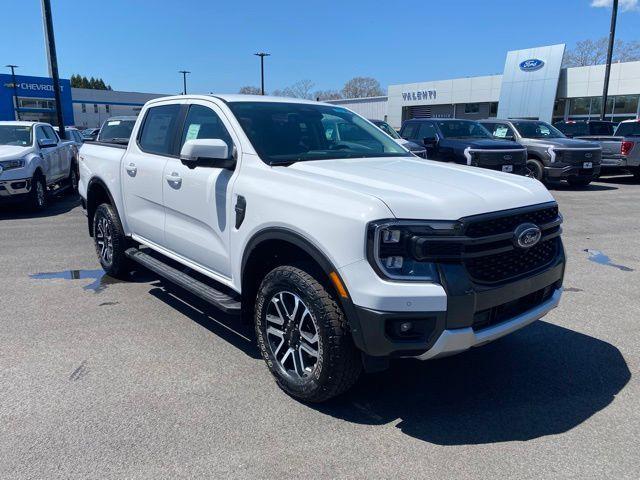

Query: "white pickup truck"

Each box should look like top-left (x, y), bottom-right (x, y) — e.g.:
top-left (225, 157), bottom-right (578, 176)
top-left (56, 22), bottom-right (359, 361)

top-left (0, 121), bottom-right (78, 209)
top-left (79, 95), bottom-right (565, 402)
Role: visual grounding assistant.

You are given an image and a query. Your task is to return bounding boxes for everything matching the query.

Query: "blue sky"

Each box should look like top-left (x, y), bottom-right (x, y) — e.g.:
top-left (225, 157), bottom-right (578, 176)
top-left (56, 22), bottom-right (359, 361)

top-left (0, 0), bottom-right (638, 95)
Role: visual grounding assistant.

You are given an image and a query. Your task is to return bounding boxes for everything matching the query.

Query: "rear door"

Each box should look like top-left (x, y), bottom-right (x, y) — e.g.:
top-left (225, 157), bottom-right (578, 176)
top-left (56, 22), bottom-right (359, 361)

top-left (162, 100), bottom-right (239, 278)
top-left (122, 101), bottom-right (184, 246)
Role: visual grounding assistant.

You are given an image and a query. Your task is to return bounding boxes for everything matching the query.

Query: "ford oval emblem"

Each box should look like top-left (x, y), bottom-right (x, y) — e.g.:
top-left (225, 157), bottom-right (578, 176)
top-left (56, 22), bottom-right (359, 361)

top-left (519, 59), bottom-right (545, 72)
top-left (503, 154), bottom-right (512, 161)
top-left (514, 223), bottom-right (542, 249)
top-left (585, 152), bottom-right (593, 158)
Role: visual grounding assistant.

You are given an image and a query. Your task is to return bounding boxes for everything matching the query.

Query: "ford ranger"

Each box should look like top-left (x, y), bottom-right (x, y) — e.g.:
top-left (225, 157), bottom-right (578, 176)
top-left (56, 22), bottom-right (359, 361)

top-left (0, 121), bottom-right (78, 210)
top-left (79, 95), bottom-right (565, 402)
top-left (400, 118), bottom-right (527, 175)
top-left (480, 119), bottom-right (602, 186)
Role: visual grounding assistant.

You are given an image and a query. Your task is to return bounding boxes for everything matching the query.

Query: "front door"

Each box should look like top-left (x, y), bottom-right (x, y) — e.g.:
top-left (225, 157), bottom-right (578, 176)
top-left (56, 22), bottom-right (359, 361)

top-left (162, 101), bottom-right (238, 278)
top-left (122, 102), bottom-right (183, 246)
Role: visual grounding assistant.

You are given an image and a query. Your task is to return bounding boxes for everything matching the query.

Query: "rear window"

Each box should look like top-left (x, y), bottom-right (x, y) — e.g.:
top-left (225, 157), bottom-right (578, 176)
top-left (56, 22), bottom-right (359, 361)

top-left (615, 121), bottom-right (640, 137)
top-left (589, 122), bottom-right (615, 136)
top-left (99, 119), bottom-right (136, 143)
top-left (556, 122), bottom-right (588, 137)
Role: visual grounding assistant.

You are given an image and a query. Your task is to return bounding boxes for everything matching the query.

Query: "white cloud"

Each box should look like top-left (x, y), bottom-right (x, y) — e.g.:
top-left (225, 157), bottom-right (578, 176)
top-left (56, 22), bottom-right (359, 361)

top-left (591, 0), bottom-right (639, 12)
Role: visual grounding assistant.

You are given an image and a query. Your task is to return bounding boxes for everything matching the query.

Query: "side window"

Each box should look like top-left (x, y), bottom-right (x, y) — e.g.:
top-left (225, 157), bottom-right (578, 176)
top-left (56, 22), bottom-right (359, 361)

top-left (401, 122), bottom-right (419, 140)
top-left (418, 122), bottom-right (437, 140)
top-left (138, 104), bottom-right (181, 156)
top-left (179, 104), bottom-right (233, 152)
top-left (43, 126), bottom-right (59, 142)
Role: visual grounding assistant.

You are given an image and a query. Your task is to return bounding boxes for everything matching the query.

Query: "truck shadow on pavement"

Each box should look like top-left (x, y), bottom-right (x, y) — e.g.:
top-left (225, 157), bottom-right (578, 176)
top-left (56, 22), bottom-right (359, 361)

top-left (546, 182), bottom-right (617, 192)
top-left (0, 193), bottom-right (80, 219)
top-left (315, 321), bottom-right (630, 445)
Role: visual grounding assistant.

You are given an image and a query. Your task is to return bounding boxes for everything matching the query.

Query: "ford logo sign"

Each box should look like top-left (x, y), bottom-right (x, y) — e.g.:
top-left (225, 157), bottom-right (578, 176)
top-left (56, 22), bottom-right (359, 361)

top-left (514, 223), bottom-right (542, 249)
top-left (585, 152), bottom-right (593, 158)
top-left (503, 154), bottom-right (512, 161)
top-left (519, 59), bottom-right (545, 72)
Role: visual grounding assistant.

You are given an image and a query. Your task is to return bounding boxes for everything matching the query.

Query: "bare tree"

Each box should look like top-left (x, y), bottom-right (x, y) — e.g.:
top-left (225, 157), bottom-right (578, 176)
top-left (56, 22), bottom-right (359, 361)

top-left (238, 86), bottom-right (262, 95)
top-left (563, 37), bottom-right (640, 67)
top-left (341, 77), bottom-right (384, 99)
top-left (314, 89), bottom-right (342, 101)
top-left (271, 79), bottom-right (316, 99)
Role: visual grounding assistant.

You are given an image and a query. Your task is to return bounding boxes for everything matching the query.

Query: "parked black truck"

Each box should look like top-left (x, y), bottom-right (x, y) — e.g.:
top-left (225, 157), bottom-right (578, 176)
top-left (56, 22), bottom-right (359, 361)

top-left (400, 119), bottom-right (527, 175)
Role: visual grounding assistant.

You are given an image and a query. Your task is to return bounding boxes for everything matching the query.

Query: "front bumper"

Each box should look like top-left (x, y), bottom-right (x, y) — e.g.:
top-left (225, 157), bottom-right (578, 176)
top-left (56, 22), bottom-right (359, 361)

top-left (545, 164), bottom-right (601, 179)
top-left (0, 177), bottom-right (32, 200)
top-left (342, 246), bottom-right (565, 359)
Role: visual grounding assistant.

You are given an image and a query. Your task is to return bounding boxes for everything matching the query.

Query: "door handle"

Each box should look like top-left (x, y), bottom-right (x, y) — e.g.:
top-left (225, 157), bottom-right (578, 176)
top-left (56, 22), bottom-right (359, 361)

top-left (165, 172), bottom-right (182, 186)
top-left (125, 163), bottom-right (137, 176)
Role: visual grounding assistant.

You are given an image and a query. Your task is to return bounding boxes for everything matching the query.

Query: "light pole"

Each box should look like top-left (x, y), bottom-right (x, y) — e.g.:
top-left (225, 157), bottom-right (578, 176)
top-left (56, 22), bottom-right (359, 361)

top-left (254, 52), bottom-right (270, 95)
top-left (601, 0), bottom-right (618, 121)
top-left (179, 70), bottom-right (190, 95)
top-left (5, 64), bottom-right (20, 120)
top-left (40, 0), bottom-right (66, 138)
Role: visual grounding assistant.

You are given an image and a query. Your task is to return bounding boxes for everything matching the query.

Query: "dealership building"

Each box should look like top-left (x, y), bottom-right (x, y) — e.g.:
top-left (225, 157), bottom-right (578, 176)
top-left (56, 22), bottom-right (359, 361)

top-left (2, 43), bottom-right (639, 130)
top-left (0, 73), bottom-right (165, 128)
top-left (330, 44), bottom-right (640, 129)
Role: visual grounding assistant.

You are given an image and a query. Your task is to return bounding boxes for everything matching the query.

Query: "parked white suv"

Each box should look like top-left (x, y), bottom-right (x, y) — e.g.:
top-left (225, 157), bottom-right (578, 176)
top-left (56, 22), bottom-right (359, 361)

top-left (0, 121), bottom-right (78, 210)
top-left (79, 95), bottom-right (565, 402)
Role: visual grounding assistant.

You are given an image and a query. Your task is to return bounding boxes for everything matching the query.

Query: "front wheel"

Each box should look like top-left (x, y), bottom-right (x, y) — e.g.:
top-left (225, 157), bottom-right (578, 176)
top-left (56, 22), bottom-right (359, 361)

top-left (255, 264), bottom-right (362, 402)
top-left (28, 173), bottom-right (47, 211)
top-left (526, 159), bottom-right (544, 181)
top-left (93, 203), bottom-right (130, 278)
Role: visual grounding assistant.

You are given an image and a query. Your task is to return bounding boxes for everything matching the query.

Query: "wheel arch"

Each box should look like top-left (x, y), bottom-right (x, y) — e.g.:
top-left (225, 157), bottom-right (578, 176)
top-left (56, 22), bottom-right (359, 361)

top-left (86, 176), bottom-right (120, 237)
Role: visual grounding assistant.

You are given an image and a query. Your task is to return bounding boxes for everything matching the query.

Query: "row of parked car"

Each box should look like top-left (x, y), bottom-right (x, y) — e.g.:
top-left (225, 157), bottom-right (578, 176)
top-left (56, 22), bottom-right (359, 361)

top-left (370, 117), bottom-right (640, 186)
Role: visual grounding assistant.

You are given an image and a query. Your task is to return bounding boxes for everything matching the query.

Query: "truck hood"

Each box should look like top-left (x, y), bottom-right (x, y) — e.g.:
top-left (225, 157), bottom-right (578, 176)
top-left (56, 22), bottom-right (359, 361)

top-left (289, 157), bottom-right (553, 220)
top-left (0, 145), bottom-right (31, 160)
top-left (524, 137), bottom-right (601, 149)
top-left (451, 138), bottom-right (523, 149)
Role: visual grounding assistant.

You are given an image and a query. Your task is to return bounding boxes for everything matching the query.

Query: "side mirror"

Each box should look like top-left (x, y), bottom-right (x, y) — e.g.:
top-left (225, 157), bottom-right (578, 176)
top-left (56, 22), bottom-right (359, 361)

top-left (423, 137), bottom-right (438, 146)
top-left (180, 139), bottom-right (235, 169)
top-left (503, 135), bottom-right (515, 141)
top-left (38, 138), bottom-right (57, 149)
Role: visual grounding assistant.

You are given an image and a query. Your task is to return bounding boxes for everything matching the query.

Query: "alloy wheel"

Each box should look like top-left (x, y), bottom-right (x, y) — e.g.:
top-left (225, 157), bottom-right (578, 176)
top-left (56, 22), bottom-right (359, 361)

top-left (95, 217), bottom-right (114, 265)
top-left (36, 180), bottom-right (45, 207)
top-left (266, 291), bottom-right (321, 381)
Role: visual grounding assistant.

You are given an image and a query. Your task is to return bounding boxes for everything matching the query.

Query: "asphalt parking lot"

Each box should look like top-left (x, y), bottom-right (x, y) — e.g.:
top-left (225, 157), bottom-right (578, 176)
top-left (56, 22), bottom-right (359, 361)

top-left (1, 176), bottom-right (639, 480)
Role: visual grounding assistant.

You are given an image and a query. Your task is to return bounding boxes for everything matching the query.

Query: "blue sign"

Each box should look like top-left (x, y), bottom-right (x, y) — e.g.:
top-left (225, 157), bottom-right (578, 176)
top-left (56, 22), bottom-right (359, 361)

top-left (0, 74), bottom-right (74, 125)
top-left (519, 59), bottom-right (545, 72)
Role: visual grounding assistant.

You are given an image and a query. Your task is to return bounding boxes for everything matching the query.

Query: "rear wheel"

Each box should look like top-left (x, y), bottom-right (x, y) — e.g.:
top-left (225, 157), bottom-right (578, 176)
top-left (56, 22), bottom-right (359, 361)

top-left (567, 177), bottom-right (592, 187)
top-left (255, 264), bottom-right (361, 402)
top-left (28, 173), bottom-right (47, 211)
top-left (526, 158), bottom-right (544, 181)
top-left (67, 162), bottom-right (79, 194)
top-left (93, 203), bottom-right (130, 278)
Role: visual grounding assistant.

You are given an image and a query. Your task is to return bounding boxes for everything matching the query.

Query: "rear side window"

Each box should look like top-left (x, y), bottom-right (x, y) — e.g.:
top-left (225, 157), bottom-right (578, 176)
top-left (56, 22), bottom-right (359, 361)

top-left (180, 104), bottom-right (233, 150)
top-left (138, 104), bottom-right (181, 155)
top-left (401, 122), bottom-right (419, 140)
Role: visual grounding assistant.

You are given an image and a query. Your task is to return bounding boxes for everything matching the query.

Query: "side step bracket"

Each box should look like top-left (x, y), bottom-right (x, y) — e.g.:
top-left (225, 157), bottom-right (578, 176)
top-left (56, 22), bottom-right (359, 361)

top-left (125, 247), bottom-right (241, 314)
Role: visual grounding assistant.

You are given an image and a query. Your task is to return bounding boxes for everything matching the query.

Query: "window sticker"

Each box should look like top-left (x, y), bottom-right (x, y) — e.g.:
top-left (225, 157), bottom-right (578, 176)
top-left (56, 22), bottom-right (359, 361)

top-left (494, 126), bottom-right (508, 138)
top-left (107, 120), bottom-right (121, 126)
top-left (186, 123), bottom-right (201, 141)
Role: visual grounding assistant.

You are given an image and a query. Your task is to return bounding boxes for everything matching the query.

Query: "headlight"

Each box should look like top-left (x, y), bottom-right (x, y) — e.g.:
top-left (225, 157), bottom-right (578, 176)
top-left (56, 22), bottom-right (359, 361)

top-left (366, 220), bottom-right (462, 281)
top-left (0, 158), bottom-right (26, 170)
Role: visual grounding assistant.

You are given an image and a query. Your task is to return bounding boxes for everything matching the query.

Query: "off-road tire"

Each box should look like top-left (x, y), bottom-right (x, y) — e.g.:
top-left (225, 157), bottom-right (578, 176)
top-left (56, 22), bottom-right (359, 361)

top-left (526, 158), bottom-right (544, 181)
top-left (93, 203), bottom-right (130, 278)
top-left (255, 264), bottom-right (362, 402)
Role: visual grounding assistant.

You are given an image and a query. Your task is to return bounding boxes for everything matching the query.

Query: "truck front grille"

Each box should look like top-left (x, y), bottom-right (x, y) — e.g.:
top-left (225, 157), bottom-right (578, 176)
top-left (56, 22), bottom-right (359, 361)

top-left (465, 205), bottom-right (559, 238)
top-left (559, 149), bottom-right (602, 165)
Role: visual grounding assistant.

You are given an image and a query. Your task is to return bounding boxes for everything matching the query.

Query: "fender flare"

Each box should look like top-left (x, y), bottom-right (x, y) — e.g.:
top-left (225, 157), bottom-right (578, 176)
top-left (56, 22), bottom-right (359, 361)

top-left (86, 176), bottom-right (121, 235)
top-left (241, 227), bottom-right (366, 349)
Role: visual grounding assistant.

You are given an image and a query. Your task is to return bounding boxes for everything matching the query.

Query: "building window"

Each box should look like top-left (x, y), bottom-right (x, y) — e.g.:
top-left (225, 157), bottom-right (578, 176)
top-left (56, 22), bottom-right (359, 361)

top-left (589, 97), bottom-right (614, 118)
top-left (613, 95), bottom-right (639, 115)
top-left (81, 103), bottom-right (86, 113)
top-left (569, 98), bottom-right (590, 116)
top-left (105, 104), bottom-right (110, 113)
top-left (489, 102), bottom-right (498, 116)
top-left (464, 103), bottom-right (480, 114)
top-left (553, 99), bottom-right (566, 118)
top-left (93, 104), bottom-right (98, 113)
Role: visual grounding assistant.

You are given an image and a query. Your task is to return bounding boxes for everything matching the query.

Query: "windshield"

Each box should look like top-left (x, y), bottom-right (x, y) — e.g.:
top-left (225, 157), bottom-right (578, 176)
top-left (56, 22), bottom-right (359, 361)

top-left (227, 102), bottom-right (410, 164)
top-left (436, 120), bottom-right (492, 139)
top-left (615, 121), bottom-right (640, 137)
top-left (513, 121), bottom-right (565, 139)
top-left (374, 121), bottom-right (401, 139)
top-left (98, 119), bottom-right (136, 142)
top-left (0, 125), bottom-right (32, 146)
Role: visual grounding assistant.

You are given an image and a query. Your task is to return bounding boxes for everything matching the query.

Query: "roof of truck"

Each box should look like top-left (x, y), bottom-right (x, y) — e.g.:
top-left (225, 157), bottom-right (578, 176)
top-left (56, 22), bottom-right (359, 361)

top-left (0, 121), bottom-right (41, 127)
top-left (146, 94), bottom-right (334, 106)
